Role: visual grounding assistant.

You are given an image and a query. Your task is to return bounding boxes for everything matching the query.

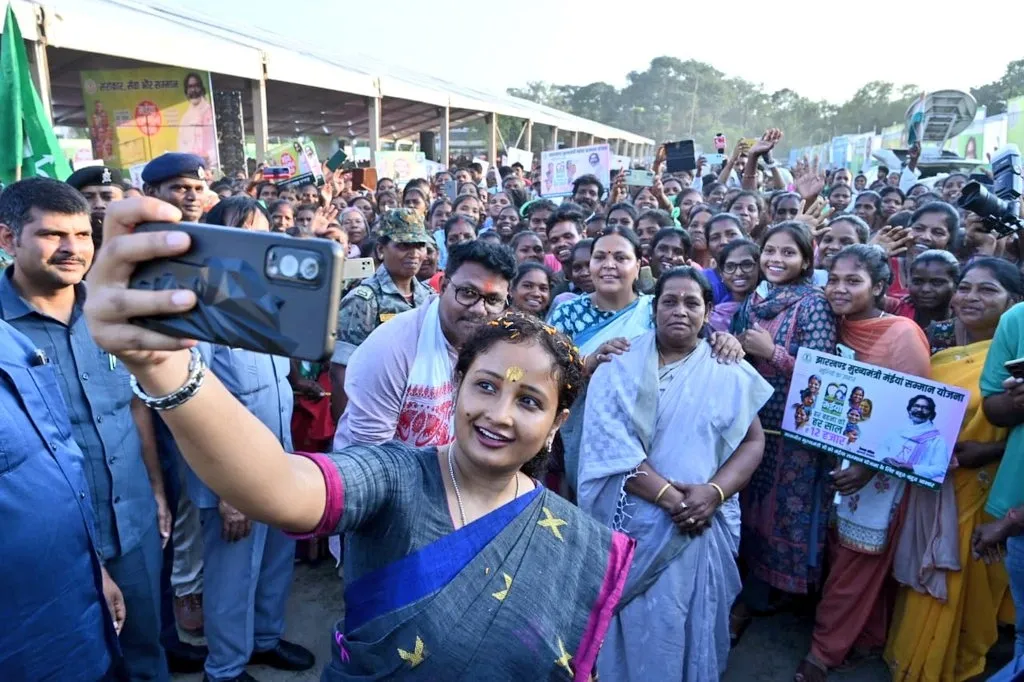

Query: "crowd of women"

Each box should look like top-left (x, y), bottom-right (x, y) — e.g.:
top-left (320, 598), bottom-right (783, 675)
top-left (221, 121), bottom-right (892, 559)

top-left (81, 127), bottom-right (1024, 681)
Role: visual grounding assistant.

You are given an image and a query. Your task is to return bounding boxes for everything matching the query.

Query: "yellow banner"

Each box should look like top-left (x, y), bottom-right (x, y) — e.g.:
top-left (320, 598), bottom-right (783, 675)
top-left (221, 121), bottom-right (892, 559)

top-left (80, 67), bottom-right (220, 175)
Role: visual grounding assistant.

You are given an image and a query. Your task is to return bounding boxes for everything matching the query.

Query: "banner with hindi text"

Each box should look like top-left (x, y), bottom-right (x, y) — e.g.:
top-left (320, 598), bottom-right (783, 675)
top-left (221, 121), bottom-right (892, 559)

top-left (782, 348), bottom-right (968, 490)
top-left (81, 67), bottom-right (219, 176)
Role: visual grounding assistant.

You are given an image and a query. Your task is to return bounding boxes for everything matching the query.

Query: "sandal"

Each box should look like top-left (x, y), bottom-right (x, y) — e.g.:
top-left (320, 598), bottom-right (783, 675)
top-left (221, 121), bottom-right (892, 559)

top-left (794, 655), bottom-right (828, 682)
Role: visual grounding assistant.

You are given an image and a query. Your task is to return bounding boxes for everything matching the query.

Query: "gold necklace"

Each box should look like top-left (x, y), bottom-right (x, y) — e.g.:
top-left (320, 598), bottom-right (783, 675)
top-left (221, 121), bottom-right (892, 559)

top-left (447, 443), bottom-right (519, 528)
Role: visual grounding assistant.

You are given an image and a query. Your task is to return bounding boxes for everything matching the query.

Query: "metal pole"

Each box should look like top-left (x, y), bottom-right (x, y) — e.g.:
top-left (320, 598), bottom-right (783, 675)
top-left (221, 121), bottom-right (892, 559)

top-left (251, 66), bottom-right (269, 163)
top-left (439, 105), bottom-right (450, 166)
top-left (367, 96), bottom-right (382, 166)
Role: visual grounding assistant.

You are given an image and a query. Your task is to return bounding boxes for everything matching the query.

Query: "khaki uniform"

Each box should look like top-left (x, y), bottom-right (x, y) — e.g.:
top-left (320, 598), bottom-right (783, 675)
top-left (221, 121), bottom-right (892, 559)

top-left (330, 266), bottom-right (434, 365)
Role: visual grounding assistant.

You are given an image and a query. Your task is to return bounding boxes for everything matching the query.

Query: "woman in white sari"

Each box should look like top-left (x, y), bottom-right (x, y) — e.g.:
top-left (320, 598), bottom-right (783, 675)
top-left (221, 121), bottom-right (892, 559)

top-left (578, 267), bottom-right (773, 681)
top-left (550, 226), bottom-right (744, 496)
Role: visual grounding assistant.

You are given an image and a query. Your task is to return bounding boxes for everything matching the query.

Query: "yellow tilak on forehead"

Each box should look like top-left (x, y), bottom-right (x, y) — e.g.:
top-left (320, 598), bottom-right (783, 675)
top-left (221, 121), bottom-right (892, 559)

top-left (505, 366), bottom-right (525, 382)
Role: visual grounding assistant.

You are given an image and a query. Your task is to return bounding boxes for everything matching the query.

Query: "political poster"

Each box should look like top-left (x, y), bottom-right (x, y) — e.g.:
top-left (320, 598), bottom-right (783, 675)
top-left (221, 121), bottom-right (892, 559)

top-left (265, 140), bottom-right (323, 182)
top-left (80, 67), bottom-right (219, 175)
top-left (830, 136), bottom-right (850, 169)
top-left (782, 348), bottom-right (968, 490)
top-left (375, 151), bottom-right (427, 188)
top-left (539, 143), bottom-right (610, 197)
top-left (982, 114), bottom-right (1008, 162)
top-left (1007, 96), bottom-right (1024, 151)
top-left (881, 124), bottom-right (904, 150)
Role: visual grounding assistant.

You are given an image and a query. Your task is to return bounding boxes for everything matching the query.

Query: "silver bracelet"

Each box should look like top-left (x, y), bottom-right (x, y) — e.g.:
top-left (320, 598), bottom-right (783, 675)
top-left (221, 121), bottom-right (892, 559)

top-left (130, 347), bottom-right (206, 411)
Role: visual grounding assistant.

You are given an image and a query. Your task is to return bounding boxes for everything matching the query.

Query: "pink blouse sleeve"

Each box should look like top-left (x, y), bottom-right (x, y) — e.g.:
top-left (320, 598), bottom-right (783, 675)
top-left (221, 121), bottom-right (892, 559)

top-left (287, 451), bottom-right (345, 539)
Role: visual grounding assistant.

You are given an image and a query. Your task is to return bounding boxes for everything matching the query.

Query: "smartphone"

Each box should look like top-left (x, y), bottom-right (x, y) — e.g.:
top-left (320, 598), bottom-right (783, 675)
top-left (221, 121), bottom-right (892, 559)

top-left (713, 133), bottom-right (727, 154)
top-left (443, 179), bottom-right (458, 200)
top-left (326, 149), bottom-right (348, 172)
top-left (639, 265), bottom-right (655, 292)
top-left (263, 166), bottom-right (290, 181)
top-left (1005, 358), bottom-right (1024, 379)
top-left (128, 222), bottom-right (345, 361)
top-left (275, 171), bottom-right (318, 190)
top-left (664, 140), bottom-right (696, 173)
top-left (342, 257), bottom-right (375, 281)
top-left (703, 153), bottom-right (727, 167)
top-left (622, 169), bottom-right (655, 187)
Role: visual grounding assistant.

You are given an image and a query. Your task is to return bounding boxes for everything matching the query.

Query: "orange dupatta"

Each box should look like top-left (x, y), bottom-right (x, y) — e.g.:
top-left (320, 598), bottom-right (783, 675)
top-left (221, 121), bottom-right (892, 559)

top-left (839, 314), bottom-right (931, 377)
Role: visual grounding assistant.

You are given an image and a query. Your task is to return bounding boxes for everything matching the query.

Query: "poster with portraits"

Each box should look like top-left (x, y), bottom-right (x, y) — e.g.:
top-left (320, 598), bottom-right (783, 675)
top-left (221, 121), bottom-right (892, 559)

top-left (782, 348), bottom-right (969, 490)
top-left (539, 143), bottom-right (610, 197)
top-left (81, 68), bottom-right (219, 175)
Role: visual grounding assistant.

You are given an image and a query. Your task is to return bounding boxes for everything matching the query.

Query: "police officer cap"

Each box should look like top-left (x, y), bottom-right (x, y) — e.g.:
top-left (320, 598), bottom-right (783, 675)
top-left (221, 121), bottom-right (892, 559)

top-left (66, 165), bottom-right (123, 190)
top-left (141, 153), bottom-right (207, 186)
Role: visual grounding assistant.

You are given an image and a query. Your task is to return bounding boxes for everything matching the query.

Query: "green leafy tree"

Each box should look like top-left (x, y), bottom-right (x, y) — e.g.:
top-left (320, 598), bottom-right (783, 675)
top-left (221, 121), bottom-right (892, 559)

top-left (507, 56), bottom-right (1024, 153)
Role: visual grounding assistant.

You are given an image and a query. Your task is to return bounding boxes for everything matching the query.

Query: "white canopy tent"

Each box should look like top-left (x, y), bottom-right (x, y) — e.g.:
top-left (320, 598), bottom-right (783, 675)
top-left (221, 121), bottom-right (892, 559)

top-left (8, 0), bottom-right (654, 166)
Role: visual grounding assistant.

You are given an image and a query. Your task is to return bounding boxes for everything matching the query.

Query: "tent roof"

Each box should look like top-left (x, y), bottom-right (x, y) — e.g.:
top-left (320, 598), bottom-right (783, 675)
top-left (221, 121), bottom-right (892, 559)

top-left (11, 0), bottom-right (653, 144)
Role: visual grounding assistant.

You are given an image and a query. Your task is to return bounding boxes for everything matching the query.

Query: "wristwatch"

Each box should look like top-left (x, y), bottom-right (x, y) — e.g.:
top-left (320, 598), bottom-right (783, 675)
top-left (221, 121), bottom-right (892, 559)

top-left (130, 347), bottom-right (207, 411)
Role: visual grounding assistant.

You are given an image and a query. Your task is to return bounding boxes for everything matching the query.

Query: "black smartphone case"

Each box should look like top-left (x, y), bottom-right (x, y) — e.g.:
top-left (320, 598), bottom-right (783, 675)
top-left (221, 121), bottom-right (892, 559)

top-left (129, 222), bottom-right (345, 361)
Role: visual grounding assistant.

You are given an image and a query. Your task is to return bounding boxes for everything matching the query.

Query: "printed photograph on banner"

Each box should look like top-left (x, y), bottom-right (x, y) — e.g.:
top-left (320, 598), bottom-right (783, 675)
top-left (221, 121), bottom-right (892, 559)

top-left (539, 144), bottom-right (610, 197)
top-left (376, 151), bottom-right (428, 188)
top-left (80, 67), bottom-right (219, 175)
top-left (781, 348), bottom-right (969, 490)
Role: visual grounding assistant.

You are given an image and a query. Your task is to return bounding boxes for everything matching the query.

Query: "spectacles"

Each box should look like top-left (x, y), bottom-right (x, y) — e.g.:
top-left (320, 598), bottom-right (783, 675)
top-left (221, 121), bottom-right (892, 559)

top-left (722, 260), bottom-right (757, 274)
top-left (451, 284), bottom-right (507, 311)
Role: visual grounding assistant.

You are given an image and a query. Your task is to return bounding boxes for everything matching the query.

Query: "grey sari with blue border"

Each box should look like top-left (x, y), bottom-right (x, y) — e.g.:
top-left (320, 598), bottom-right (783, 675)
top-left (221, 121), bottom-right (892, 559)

top-left (317, 442), bottom-right (634, 681)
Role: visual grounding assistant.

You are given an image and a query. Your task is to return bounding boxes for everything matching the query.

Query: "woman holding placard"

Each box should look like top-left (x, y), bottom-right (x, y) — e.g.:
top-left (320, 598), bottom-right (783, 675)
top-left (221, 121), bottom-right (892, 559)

top-left (793, 244), bottom-right (930, 682)
top-left (884, 257), bottom-right (1022, 682)
top-left (729, 222), bottom-right (837, 643)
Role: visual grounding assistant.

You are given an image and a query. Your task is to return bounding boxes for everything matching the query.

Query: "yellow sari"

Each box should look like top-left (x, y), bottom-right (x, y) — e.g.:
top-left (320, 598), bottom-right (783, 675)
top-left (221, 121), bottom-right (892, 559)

top-left (884, 340), bottom-right (1015, 681)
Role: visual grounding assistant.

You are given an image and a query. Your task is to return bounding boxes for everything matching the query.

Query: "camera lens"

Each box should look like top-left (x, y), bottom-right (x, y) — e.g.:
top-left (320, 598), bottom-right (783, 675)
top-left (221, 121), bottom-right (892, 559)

top-left (299, 256), bottom-right (320, 280)
top-left (280, 254), bottom-right (299, 278)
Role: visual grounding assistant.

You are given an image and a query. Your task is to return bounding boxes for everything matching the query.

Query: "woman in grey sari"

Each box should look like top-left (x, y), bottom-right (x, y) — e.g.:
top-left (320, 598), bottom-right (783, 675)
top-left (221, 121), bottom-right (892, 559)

top-left (83, 199), bottom-right (638, 681)
top-left (578, 267), bottom-right (773, 681)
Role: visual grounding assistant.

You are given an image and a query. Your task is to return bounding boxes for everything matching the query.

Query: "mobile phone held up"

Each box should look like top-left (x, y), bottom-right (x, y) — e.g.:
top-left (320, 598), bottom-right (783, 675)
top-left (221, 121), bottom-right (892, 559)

top-left (128, 222), bottom-right (346, 361)
top-left (1005, 357), bottom-right (1024, 380)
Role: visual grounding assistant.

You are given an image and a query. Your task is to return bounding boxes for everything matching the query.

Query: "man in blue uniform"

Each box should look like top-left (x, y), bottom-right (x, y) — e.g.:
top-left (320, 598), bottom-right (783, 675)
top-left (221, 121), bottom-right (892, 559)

top-left (0, 276), bottom-right (122, 677)
top-left (0, 177), bottom-right (170, 680)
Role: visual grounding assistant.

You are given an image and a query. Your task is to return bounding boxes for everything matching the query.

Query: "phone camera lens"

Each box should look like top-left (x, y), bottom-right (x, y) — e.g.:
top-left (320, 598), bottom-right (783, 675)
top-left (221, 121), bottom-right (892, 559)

top-left (299, 257), bottom-right (320, 280)
top-left (280, 254), bottom-right (299, 278)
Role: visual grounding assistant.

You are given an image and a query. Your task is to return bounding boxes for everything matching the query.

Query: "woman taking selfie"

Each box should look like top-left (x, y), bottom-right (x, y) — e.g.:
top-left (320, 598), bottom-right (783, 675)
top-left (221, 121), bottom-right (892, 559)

top-left (885, 257), bottom-right (1022, 682)
top-left (83, 199), bottom-right (636, 680)
top-left (795, 244), bottom-right (930, 682)
top-left (730, 222), bottom-right (837, 641)
top-left (578, 267), bottom-right (772, 681)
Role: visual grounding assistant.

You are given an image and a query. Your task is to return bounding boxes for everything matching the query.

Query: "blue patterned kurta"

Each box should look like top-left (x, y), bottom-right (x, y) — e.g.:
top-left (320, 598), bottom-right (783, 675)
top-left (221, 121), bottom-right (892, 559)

top-left (735, 286), bottom-right (838, 595)
top-left (547, 295), bottom-right (615, 339)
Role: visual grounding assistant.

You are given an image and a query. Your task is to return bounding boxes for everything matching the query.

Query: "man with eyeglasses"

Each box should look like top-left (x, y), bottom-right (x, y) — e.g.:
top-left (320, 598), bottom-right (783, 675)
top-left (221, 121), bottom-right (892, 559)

top-left (333, 240), bottom-right (517, 449)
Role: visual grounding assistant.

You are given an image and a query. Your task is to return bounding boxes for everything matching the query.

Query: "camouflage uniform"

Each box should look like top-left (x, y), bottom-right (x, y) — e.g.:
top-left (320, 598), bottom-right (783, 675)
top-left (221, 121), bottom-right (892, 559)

top-left (331, 209), bottom-right (435, 366)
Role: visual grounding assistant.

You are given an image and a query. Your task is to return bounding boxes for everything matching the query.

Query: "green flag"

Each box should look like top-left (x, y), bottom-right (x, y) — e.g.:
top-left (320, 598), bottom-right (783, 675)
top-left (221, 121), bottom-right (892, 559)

top-left (0, 4), bottom-right (71, 184)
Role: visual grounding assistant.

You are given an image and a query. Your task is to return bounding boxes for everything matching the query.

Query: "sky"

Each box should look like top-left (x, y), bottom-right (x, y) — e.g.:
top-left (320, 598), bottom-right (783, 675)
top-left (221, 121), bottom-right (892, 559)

top-left (174, 0), bottom-right (1022, 105)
